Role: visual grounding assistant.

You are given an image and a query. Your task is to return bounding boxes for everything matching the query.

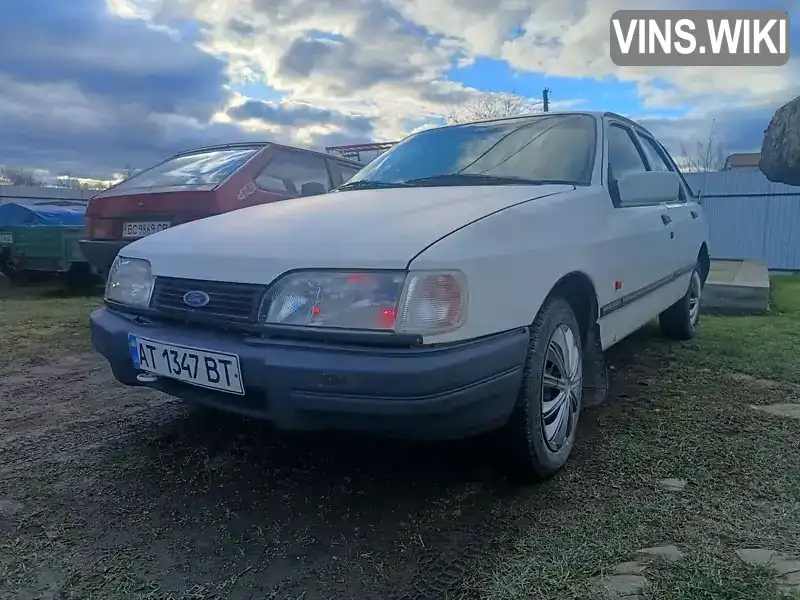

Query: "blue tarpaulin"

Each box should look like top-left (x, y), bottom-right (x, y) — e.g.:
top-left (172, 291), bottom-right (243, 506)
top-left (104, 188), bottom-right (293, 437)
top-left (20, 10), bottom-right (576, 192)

top-left (0, 202), bottom-right (86, 227)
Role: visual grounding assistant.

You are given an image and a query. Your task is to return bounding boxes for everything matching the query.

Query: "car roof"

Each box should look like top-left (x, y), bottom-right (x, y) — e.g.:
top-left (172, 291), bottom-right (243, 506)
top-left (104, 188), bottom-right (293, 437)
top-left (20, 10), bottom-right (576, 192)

top-left (168, 141), bottom-right (364, 166)
top-left (439, 110), bottom-right (657, 139)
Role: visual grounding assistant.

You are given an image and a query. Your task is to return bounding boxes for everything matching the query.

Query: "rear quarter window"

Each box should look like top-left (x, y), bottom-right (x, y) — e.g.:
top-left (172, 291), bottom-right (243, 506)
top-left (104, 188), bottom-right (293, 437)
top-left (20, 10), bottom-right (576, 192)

top-left (114, 148), bottom-right (260, 191)
top-left (254, 150), bottom-right (332, 195)
top-left (338, 163), bottom-right (361, 183)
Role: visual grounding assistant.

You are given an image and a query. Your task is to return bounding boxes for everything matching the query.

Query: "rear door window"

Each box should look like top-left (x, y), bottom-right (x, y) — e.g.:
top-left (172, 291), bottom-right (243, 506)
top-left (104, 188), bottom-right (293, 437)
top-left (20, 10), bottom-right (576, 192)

top-left (636, 134), bottom-right (672, 172)
top-left (636, 133), bottom-right (690, 202)
top-left (607, 124), bottom-right (647, 180)
top-left (113, 148), bottom-right (260, 191)
top-left (254, 150), bottom-right (332, 196)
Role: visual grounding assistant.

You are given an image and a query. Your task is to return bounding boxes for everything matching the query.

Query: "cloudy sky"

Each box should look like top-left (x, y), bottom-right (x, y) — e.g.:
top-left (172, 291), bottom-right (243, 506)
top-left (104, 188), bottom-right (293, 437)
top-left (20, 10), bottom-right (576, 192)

top-left (1, 0), bottom-right (797, 180)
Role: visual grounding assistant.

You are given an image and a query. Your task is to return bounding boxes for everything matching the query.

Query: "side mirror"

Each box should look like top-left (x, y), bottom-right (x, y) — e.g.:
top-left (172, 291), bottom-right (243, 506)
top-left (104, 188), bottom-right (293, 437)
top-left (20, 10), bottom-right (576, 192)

top-left (616, 171), bottom-right (680, 206)
top-left (300, 182), bottom-right (326, 197)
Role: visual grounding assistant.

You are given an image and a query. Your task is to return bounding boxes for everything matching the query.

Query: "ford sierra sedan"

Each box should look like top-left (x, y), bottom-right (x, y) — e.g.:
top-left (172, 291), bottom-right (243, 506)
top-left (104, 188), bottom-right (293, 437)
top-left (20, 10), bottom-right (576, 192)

top-left (90, 111), bottom-right (709, 483)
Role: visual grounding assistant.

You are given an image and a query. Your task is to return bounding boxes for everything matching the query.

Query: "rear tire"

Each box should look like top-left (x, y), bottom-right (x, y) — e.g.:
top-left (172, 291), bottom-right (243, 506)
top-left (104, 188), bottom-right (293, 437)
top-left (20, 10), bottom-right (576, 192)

top-left (659, 266), bottom-right (702, 340)
top-left (502, 296), bottom-right (583, 484)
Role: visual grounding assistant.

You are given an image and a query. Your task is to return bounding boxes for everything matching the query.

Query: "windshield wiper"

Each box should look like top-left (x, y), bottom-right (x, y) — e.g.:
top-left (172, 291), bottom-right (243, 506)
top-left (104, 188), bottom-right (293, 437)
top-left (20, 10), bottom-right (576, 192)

top-left (403, 174), bottom-right (574, 186)
top-left (337, 180), bottom-right (412, 191)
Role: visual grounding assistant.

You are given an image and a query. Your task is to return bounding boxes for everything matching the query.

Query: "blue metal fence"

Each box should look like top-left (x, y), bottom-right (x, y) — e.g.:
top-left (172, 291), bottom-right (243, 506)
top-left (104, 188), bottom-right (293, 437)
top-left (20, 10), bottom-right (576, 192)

top-left (684, 170), bottom-right (800, 271)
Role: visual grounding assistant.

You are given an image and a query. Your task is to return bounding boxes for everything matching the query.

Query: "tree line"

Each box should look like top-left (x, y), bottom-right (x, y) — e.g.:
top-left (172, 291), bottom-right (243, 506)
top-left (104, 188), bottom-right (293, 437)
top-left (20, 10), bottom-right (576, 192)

top-left (0, 165), bottom-right (137, 190)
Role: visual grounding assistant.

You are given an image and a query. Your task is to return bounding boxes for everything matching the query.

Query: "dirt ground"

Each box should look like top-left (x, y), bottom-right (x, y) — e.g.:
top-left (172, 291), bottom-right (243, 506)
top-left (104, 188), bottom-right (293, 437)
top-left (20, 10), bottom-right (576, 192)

top-left (1, 284), bottom-right (799, 600)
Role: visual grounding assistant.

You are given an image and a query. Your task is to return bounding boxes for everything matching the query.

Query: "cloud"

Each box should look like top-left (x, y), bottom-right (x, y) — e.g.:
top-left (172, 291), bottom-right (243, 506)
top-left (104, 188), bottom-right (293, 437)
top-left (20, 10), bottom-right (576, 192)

top-left (0, 0), bottom-right (384, 179)
top-left (639, 104), bottom-right (775, 159)
top-left (277, 36), bottom-right (425, 93)
top-left (0, 0), bottom-right (245, 177)
top-left (0, 0), bottom-right (229, 120)
top-left (134, 0), bottom-right (798, 144)
top-left (497, 0), bottom-right (799, 113)
top-left (381, 0), bottom-right (798, 154)
top-left (0, 76), bottom-right (259, 179)
top-left (2, 0), bottom-right (795, 179)
top-left (229, 100), bottom-right (370, 131)
top-left (123, 0), bottom-right (475, 136)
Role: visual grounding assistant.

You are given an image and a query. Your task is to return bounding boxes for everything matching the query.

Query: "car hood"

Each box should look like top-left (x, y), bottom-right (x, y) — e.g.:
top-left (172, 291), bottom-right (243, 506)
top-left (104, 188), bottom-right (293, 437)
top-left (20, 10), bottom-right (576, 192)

top-left (122, 184), bottom-right (573, 284)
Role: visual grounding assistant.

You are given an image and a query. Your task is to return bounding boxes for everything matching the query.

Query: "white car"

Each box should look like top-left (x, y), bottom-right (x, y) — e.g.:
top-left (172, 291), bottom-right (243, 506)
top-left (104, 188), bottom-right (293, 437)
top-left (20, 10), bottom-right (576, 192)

top-left (91, 111), bottom-right (709, 482)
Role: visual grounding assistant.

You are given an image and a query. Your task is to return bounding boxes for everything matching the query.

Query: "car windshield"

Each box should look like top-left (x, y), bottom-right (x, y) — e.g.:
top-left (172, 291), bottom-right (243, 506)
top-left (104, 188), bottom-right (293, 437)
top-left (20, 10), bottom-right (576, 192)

top-left (343, 114), bottom-right (597, 189)
top-left (113, 147), bottom-right (261, 191)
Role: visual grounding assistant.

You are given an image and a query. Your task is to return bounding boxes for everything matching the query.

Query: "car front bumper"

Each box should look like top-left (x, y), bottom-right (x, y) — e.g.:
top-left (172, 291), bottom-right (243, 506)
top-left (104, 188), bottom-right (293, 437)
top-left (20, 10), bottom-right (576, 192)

top-left (79, 239), bottom-right (130, 275)
top-left (90, 308), bottom-right (529, 440)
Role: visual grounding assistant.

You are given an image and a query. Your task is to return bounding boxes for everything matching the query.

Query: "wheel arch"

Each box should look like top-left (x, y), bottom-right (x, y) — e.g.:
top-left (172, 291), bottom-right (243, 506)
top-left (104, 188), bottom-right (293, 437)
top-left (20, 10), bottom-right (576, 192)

top-left (544, 271), bottom-right (599, 348)
top-left (698, 242), bottom-right (710, 285)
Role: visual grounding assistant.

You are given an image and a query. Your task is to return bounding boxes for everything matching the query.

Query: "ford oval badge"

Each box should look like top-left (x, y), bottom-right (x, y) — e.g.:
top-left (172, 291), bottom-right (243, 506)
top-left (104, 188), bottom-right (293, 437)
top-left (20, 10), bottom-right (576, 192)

top-left (183, 290), bottom-right (210, 308)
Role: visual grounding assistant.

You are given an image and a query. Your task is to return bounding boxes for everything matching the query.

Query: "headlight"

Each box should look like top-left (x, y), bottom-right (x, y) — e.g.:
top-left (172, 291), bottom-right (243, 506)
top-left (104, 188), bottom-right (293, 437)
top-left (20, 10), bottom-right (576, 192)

top-left (259, 270), bottom-right (467, 334)
top-left (105, 256), bottom-right (154, 307)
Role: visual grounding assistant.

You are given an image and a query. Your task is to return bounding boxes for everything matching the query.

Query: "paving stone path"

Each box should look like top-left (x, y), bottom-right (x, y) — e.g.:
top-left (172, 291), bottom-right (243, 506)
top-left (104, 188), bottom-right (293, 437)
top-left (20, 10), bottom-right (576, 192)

top-left (594, 545), bottom-right (800, 599)
top-left (594, 545), bottom-right (683, 599)
top-left (752, 403), bottom-right (800, 419)
top-left (657, 478), bottom-right (687, 491)
top-left (737, 549), bottom-right (800, 596)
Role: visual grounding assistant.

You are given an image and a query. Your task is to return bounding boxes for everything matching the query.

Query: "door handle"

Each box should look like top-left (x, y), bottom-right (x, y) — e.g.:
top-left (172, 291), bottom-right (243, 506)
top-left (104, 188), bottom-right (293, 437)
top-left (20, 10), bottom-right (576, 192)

top-left (661, 214), bottom-right (672, 225)
top-left (691, 211), bottom-right (698, 219)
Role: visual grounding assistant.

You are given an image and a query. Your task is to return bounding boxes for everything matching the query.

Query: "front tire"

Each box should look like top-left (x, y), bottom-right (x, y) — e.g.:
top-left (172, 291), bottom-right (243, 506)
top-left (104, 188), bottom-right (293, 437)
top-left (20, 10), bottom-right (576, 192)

top-left (659, 266), bottom-right (702, 340)
top-left (502, 296), bottom-right (583, 483)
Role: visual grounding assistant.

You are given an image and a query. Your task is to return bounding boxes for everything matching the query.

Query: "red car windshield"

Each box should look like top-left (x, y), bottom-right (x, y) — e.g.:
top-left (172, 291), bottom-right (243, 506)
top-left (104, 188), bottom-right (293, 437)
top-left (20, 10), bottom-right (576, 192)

top-left (113, 147), bottom-right (260, 191)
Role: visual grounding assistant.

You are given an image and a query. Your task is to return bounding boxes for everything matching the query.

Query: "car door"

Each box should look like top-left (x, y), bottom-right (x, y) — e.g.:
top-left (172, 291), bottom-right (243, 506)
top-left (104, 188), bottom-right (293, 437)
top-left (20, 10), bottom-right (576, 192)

top-left (600, 120), bottom-right (678, 341)
top-left (635, 132), bottom-right (703, 280)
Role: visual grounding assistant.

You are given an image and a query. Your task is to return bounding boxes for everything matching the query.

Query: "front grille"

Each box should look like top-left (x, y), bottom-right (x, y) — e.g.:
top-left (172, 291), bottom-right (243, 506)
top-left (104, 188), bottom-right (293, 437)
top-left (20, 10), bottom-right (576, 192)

top-left (150, 276), bottom-right (266, 322)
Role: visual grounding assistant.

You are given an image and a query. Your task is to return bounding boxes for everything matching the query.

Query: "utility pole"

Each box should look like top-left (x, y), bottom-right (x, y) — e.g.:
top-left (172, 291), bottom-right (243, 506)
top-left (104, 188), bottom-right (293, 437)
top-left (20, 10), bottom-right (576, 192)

top-left (542, 88), bottom-right (550, 112)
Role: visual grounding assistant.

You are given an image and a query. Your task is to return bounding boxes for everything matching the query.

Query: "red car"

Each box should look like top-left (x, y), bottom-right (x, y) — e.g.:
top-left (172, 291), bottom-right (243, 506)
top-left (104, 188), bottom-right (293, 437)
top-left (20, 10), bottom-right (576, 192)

top-left (79, 142), bottom-right (363, 277)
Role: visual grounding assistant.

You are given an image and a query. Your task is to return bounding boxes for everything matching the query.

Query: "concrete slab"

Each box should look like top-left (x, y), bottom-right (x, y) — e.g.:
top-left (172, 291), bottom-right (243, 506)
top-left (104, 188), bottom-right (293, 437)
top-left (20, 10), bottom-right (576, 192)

top-left (702, 260), bottom-right (770, 315)
top-left (708, 260), bottom-right (741, 279)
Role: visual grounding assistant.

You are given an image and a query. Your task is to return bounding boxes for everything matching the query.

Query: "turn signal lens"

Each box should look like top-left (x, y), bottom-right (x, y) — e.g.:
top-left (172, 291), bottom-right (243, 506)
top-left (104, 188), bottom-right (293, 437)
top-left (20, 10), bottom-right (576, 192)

top-left (397, 272), bottom-right (466, 334)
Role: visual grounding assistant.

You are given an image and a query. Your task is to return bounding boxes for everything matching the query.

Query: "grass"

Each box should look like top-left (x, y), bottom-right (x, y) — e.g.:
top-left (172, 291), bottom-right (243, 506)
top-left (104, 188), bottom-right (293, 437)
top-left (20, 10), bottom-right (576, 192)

top-left (693, 275), bottom-right (800, 384)
top-left (0, 286), bottom-right (101, 370)
top-left (456, 276), bottom-right (800, 600)
top-left (1, 277), bottom-right (799, 599)
top-left (644, 555), bottom-right (787, 600)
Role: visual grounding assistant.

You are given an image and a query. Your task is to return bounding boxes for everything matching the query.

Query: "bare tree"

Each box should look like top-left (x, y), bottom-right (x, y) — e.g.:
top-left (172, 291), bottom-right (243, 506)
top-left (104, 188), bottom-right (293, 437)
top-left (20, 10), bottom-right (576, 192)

top-left (52, 173), bottom-right (109, 191)
top-left (445, 91), bottom-right (542, 125)
top-left (121, 164), bottom-right (137, 180)
top-left (53, 173), bottom-right (84, 189)
top-left (0, 166), bottom-right (42, 186)
top-left (680, 119), bottom-right (726, 172)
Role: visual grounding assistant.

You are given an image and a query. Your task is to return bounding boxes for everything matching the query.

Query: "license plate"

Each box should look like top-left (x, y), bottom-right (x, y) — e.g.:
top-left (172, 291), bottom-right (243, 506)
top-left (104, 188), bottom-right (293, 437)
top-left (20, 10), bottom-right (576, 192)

top-left (122, 221), bottom-right (171, 239)
top-left (0, 233), bottom-right (12, 244)
top-left (128, 334), bottom-right (244, 395)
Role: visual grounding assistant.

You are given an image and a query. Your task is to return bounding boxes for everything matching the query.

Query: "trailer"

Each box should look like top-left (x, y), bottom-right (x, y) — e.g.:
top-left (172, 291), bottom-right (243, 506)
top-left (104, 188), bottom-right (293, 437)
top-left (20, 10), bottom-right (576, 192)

top-left (0, 201), bottom-right (97, 285)
top-left (325, 142), bottom-right (398, 165)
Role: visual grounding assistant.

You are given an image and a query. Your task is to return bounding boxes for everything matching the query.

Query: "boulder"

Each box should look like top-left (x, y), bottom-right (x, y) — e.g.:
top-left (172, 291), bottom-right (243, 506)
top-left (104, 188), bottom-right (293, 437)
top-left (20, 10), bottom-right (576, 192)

top-left (760, 96), bottom-right (800, 186)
